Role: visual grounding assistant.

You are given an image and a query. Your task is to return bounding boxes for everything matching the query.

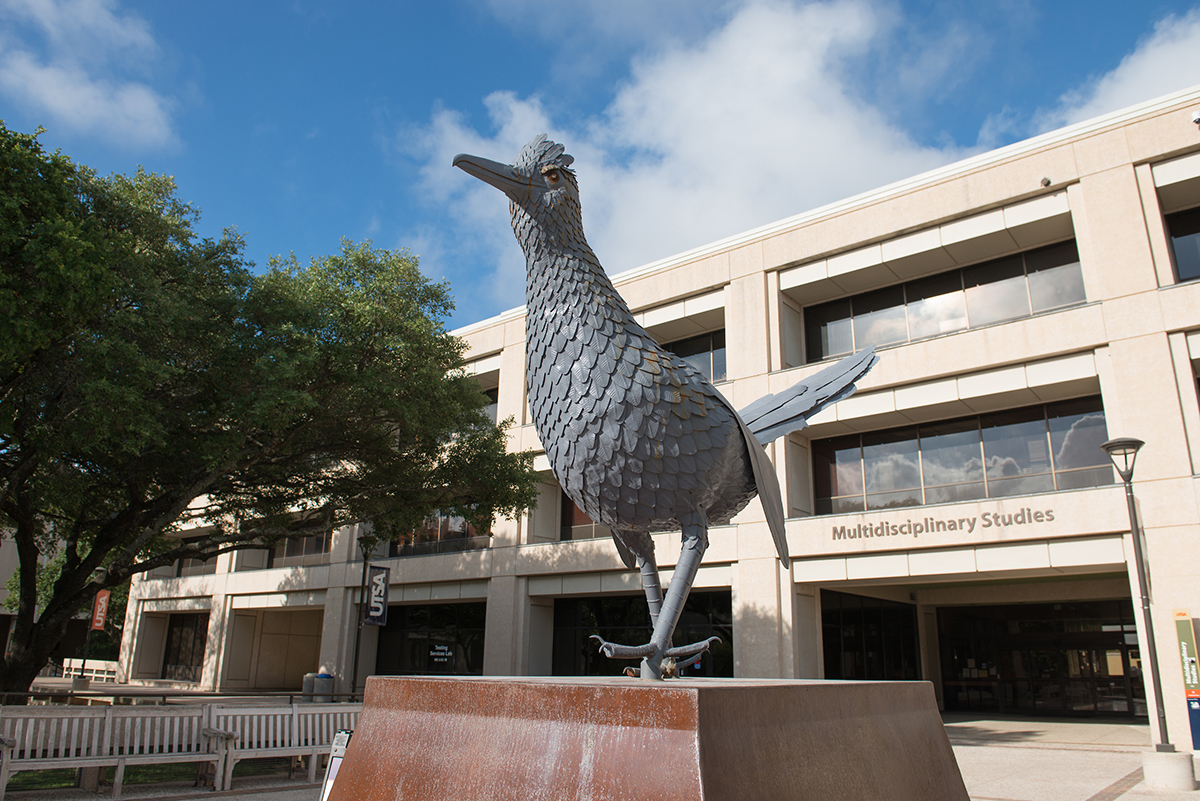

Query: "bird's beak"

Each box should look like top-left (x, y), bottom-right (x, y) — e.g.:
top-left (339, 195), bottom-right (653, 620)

top-left (453, 153), bottom-right (537, 199)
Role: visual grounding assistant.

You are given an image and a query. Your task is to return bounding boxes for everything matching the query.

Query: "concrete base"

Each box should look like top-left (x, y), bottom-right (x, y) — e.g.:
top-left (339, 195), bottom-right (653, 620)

top-left (1142, 750), bottom-right (1197, 791)
top-left (69, 677), bottom-right (90, 706)
top-left (329, 676), bottom-right (968, 801)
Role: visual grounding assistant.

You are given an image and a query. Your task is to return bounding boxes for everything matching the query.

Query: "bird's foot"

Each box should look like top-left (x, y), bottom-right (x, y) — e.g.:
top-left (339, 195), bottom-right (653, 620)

top-left (589, 635), bottom-right (657, 660)
top-left (591, 635), bottom-right (720, 679)
top-left (664, 636), bottom-right (721, 660)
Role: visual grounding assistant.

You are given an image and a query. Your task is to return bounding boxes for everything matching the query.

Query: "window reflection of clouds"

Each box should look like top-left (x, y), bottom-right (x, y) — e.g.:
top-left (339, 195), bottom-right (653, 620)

top-left (804, 240), bottom-right (1086, 363)
top-left (1053, 412), bottom-right (1108, 470)
top-left (853, 308), bottom-right (907, 348)
top-left (983, 412), bottom-right (1049, 477)
top-left (833, 463), bottom-right (863, 496)
top-left (863, 449), bottom-right (922, 494)
top-left (852, 286), bottom-right (907, 349)
top-left (908, 293), bottom-right (968, 340)
top-left (1028, 263), bottom-right (1085, 312)
top-left (920, 424), bottom-right (983, 487)
top-left (813, 398), bottom-right (1111, 514)
top-left (965, 275), bottom-right (1030, 327)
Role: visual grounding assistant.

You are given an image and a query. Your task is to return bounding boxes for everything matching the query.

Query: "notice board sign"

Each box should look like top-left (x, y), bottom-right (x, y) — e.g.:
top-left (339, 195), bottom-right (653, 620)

top-left (1173, 609), bottom-right (1200, 746)
top-left (320, 729), bottom-right (352, 801)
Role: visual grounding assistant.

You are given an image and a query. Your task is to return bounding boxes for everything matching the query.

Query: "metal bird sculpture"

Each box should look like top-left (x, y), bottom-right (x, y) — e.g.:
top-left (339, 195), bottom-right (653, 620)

top-left (455, 136), bottom-right (877, 679)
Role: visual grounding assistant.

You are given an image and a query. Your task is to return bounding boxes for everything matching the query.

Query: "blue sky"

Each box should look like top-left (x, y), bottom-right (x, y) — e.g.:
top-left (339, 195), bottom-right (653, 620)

top-left (3, 0), bottom-right (1200, 328)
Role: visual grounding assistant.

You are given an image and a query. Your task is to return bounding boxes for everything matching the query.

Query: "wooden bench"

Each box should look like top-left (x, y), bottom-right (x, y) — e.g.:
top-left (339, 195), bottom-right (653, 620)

top-left (210, 703), bottom-right (361, 791)
top-left (0, 705), bottom-right (221, 799)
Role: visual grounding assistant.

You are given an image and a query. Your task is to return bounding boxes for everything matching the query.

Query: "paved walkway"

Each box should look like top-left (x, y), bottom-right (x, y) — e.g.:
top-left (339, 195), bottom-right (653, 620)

top-left (5, 715), bottom-right (1196, 800)
top-left (946, 714), bottom-right (1198, 800)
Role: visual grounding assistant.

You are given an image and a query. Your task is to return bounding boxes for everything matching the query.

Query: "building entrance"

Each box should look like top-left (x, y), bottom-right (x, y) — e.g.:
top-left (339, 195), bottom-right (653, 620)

top-left (938, 599), bottom-right (1145, 716)
top-left (552, 591), bottom-right (733, 677)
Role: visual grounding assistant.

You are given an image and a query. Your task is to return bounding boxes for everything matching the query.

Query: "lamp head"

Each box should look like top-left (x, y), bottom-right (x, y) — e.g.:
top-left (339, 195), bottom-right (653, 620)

top-left (1101, 437), bottom-right (1144, 483)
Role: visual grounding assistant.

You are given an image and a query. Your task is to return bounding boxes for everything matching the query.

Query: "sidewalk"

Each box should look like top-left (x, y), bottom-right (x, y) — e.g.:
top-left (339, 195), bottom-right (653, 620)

top-left (5, 715), bottom-right (1196, 801)
top-left (946, 714), bottom-right (1198, 800)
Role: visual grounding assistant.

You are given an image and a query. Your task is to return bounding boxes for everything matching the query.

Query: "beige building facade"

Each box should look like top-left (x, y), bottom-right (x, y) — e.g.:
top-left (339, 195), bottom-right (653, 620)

top-left (122, 87), bottom-right (1200, 748)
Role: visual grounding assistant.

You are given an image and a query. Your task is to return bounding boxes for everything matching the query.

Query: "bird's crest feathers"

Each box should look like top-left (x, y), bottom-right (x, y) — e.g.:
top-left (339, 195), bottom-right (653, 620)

top-left (514, 134), bottom-right (575, 176)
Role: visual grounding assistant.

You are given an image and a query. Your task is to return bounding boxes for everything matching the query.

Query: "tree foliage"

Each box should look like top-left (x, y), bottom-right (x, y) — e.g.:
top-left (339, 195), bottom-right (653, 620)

top-left (0, 124), bottom-right (538, 693)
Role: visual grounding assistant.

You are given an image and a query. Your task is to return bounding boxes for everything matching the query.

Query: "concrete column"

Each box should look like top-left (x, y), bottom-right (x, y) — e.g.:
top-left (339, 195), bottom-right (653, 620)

top-left (527, 598), bottom-right (554, 676)
top-left (794, 583), bottom-right (820, 679)
top-left (917, 603), bottom-right (943, 709)
top-left (318, 584), bottom-right (356, 695)
top-left (725, 273), bottom-right (770, 382)
top-left (732, 551), bottom-right (792, 678)
top-left (200, 590), bottom-right (226, 691)
top-left (482, 575), bottom-right (529, 675)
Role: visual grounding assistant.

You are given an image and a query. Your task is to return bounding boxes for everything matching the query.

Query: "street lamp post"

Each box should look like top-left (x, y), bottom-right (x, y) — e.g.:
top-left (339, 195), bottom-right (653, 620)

top-left (1101, 437), bottom-right (1173, 752)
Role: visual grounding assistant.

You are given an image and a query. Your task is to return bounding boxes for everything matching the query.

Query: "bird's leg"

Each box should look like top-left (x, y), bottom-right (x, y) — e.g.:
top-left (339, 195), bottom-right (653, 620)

top-left (590, 518), bottom-right (719, 675)
top-left (638, 552), bottom-right (663, 629)
top-left (640, 508), bottom-right (709, 680)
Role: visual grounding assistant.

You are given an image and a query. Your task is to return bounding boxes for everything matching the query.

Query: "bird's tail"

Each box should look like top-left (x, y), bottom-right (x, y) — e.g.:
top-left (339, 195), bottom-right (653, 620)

top-left (738, 347), bottom-right (878, 445)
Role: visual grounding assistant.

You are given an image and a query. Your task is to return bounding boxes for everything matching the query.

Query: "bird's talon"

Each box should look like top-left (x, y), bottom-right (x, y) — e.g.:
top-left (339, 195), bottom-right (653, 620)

top-left (589, 635), bottom-right (657, 659)
top-left (664, 636), bottom-right (721, 659)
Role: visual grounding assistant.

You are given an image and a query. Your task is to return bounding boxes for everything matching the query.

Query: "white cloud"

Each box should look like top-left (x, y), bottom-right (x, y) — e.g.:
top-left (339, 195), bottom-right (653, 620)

top-left (1040, 7), bottom-right (1200, 129)
top-left (0, 0), bottom-right (176, 149)
top-left (412, 0), bottom-right (962, 323)
top-left (475, 0), bottom-right (739, 54)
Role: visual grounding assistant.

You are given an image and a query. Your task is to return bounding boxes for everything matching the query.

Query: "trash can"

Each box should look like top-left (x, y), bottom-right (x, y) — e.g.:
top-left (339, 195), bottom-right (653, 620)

top-left (301, 672), bottom-right (318, 702)
top-left (313, 673), bottom-right (334, 703)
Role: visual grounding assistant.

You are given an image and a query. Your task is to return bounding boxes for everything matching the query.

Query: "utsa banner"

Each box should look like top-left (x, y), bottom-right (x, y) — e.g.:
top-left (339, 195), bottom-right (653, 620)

top-left (364, 566), bottom-right (390, 626)
top-left (90, 589), bottom-right (111, 630)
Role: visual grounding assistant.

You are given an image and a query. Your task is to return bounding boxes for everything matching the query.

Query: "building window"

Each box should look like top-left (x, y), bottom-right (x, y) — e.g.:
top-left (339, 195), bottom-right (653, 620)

top-left (235, 531), bottom-right (332, 571)
top-left (161, 612), bottom-right (209, 683)
top-left (393, 513), bottom-right (488, 557)
top-left (804, 240), bottom-right (1084, 363)
top-left (664, 329), bottom-right (727, 382)
top-left (172, 537), bottom-right (218, 577)
top-left (821, 590), bottom-right (920, 681)
top-left (560, 491), bottom-right (611, 541)
top-left (374, 602), bottom-right (486, 675)
top-left (1167, 207), bottom-right (1200, 283)
top-left (481, 387), bottom-right (499, 424)
top-left (812, 396), bottom-right (1112, 515)
top-left (552, 591), bottom-right (732, 677)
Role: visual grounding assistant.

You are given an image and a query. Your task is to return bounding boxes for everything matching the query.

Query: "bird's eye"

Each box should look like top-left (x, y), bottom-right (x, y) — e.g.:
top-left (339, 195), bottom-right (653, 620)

top-left (544, 169), bottom-right (559, 183)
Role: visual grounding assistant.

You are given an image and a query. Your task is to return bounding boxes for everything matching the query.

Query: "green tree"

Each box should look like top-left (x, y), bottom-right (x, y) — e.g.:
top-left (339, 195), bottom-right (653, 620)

top-left (0, 124), bottom-right (538, 696)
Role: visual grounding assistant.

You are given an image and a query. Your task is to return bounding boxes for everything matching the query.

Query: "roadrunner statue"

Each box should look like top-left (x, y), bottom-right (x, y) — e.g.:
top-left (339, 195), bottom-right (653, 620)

top-left (455, 136), bottom-right (877, 679)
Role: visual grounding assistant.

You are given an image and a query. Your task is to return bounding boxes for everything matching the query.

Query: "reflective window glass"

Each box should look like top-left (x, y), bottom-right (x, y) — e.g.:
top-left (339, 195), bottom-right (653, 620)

top-left (919, 419), bottom-right (984, 488)
top-left (711, 330), bottom-right (727, 382)
top-left (964, 255), bottom-right (1030, 327)
top-left (907, 272), bottom-right (967, 340)
top-left (1026, 241), bottom-right (1085, 312)
top-left (862, 428), bottom-right (921, 508)
top-left (802, 239), bottom-right (1084, 363)
top-left (1047, 397), bottom-right (1110, 471)
top-left (981, 407), bottom-right (1051, 479)
top-left (812, 398), bottom-right (1108, 515)
top-left (1168, 207), bottom-right (1200, 283)
top-left (812, 435), bottom-right (863, 498)
top-left (851, 286), bottom-right (907, 349)
top-left (667, 330), bottom-right (727, 383)
top-left (806, 298), bottom-right (853, 362)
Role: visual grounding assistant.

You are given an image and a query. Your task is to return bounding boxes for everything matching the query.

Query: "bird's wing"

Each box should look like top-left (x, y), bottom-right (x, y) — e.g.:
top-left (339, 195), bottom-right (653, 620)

top-left (734, 415), bottom-right (791, 568)
top-left (739, 347), bottom-right (878, 446)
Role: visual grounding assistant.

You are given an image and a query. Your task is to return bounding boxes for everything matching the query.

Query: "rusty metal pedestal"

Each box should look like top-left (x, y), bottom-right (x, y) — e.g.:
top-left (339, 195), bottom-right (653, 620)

top-left (328, 676), bottom-right (968, 801)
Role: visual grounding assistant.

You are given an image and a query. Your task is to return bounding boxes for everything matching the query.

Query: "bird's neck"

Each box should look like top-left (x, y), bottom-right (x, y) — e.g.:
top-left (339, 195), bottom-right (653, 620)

top-left (524, 247), bottom-right (635, 340)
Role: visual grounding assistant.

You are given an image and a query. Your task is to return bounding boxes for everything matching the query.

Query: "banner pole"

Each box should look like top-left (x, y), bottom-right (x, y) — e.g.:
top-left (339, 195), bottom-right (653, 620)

top-left (350, 534), bottom-right (370, 701)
